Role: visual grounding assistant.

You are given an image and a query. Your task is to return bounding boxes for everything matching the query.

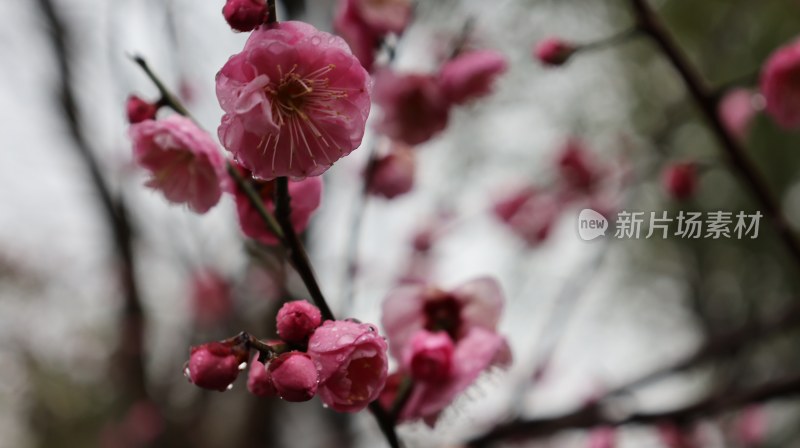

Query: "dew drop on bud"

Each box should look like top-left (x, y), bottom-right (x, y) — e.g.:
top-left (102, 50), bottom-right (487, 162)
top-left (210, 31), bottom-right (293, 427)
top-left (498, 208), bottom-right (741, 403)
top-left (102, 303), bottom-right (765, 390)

top-left (238, 362), bottom-right (247, 371)
top-left (183, 367), bottom-right (191, 379)
top-left (226, 383), bottom-right (234, 391)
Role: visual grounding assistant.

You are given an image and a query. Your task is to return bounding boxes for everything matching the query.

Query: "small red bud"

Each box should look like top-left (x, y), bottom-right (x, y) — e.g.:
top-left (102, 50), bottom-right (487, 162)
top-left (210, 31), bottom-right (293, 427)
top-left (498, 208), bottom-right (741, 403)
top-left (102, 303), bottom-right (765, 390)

top-left (223, 0), bottom-right (268, 32)
top-left (268, 352), bottom-right (319, 402)
top-left (276, 300), bottom-right (322, 344)
top-left (126, 95), bottom-right (158, 124)
top-left (662, 162), bottom-right (698, 201)
top-left (534, 38), bottom-right (577, 66)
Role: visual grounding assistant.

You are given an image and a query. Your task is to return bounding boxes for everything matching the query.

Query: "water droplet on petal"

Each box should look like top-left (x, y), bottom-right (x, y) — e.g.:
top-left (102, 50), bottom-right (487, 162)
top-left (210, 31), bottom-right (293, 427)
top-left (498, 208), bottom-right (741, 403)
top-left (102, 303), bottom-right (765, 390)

top-left (183, 367), bottom-right (191, 379)
top-left (311, 36), bottom-right (321, 46)
top-left (322, 403), bottom-right (329, 408)
top-left (238, 362), bottom-right (247, 371)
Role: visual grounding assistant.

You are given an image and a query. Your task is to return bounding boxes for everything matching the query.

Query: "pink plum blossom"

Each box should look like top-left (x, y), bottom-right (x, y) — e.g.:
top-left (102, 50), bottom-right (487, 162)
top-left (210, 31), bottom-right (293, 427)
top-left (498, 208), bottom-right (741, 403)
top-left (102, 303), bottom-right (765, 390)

top-left (247, 355), bottom-right (276, 397)
top-left (734, 406), bottom-right (767, 447)
top-left (381, 277), bottom-right (506, 361)
top-left (275, 300), bottom-right (322, 343)
top-left (306, 320), bottom-right (389, 412)
top-left (222, 0), bottom-right (268, 32)
top-left (185, 341), bottom-right (248, 391)
top-left (535, 37), bottom-right (576, 66)
top-left (760, 38), bottom-right (800, 128)
top-left (126, 95), bottom-right (157, 124)
top-left (374, 70), bottom-right (450, 145)
top-left (189, 268), bottom-right (232, 327)
top-left (216, 21), bottom-right (371, 180)
top-left (129, 116), bottom-right (226, 214)
top-left (334, 0), bottom-right (382, 72)
top-left (719, 88), bottom-right (758, 140)
top-left (230, 164), bottom-right (323, 245)
top-left (587, 427), bottom-right (616, 448)
top-left (493, 186), bottom-right (562, 246)
top-left (366, 143), bottom-right (416, 199)
top-left (352, 0), bottom-right (412, 35)
top-left (268, 352), bottom-right (319, 402)
top-left (662, 162), bottom-right (698, 201)
top-left (438, 50), bottom-right (508, 105)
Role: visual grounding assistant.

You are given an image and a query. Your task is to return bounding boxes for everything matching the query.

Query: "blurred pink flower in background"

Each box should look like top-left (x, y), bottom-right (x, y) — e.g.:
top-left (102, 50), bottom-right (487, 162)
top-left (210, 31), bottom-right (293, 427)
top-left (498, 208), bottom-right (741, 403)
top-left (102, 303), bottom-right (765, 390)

top-left (306, 320), bottom-right (389, 412)
top-left (587, 426), bottom-right (616, 448)
top-left (718, 88), bottom-right (758, 140)
top-left (493, 186), bottom-right (562, 246)
top-left (374, 70), bottom-right (450, 145)
top-left (351, 0), bottom-right (412, 35)
top-left (662, 162), bottom-right (698, 201)
top-left (366, 143), bottom-right (416, 199)
top-left (438, 49), bottom-right (508, 105)
top-left (222, 0), bottom-right (268, 32)
top-left (129, 115), bottom-right (226, 214)
top-left (760, 38), bottom-right (800, 129)
top-left (189, 268), bottom-right (233, 327)
top-left (734, 405), bottom-right (767, 447)
top-left (230, 165), bottom-right (323, 245)
top-left (216, 22), bottom-right (371, 179)
top-left (534, 37), bottom-right (576, 66)
top-left (556, 139), bottom-right (604, 195)
top-left (334, 0), bottom-right (382, 72)
top-left (401, 329), bottom-right (453, 382)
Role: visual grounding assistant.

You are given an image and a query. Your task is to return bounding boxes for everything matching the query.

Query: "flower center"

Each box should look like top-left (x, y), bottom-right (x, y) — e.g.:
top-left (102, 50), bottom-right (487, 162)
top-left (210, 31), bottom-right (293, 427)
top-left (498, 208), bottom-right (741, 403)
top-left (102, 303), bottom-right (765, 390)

top-left (423, 294), bottom-right (462, 339)
top-left (266, 64), bottom-right (344, 127)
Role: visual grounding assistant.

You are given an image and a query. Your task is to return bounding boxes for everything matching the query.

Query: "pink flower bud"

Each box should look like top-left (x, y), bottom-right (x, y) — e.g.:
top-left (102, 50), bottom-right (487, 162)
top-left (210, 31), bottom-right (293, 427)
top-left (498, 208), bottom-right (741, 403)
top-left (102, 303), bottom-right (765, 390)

top-left (186, 341), bottom-right (248, 391)
top-left (718, 88), bottom-right (758, 141)
top-left (247, 355), bottom-right (276, 397)
top-left (662, 162), bottom-right (698, 201)
top-left (438, 50), bottom-right (508, 105)
top-left (307, 320), bottom-right (389, 412)
top-left (760, 38), bottom-right (800, 128)
top-left (276, 300), bottom-right (323, 344)
top-left (268, 352), bottom-right (319, 402)
top-left (402, 330), bottom-right (454, 382)
top-left (222, 0), bottom-right (268, 32)
top-left (534, 38), bottom-right (576, 66)
top-left (126, 95), bottom-right (157, 124)
top-left (367, 145), bottom-right (416, 199)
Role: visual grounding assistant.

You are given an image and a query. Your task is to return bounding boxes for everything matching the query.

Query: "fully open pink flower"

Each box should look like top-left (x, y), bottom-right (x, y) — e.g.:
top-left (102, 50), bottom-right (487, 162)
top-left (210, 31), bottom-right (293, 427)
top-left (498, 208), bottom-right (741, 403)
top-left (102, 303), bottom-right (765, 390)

top-left (306, 320), bottom-right (389, 412)
top-left (366, 143), bottom-right (416, 199)
top-left (760, 38), bottom-right (800, 128)
top-left (217, 21), bottom-right (371, 180)
top-left (381, 277), bottom-right (505, 359)
top-left (374, 70), bottom-right (450, 145)
top-left (230, 165), bottom-right (323, 245)
top-left (438, 50), bottom-right (508, 105)
top-left (129, 116), bottom-right (225, 214)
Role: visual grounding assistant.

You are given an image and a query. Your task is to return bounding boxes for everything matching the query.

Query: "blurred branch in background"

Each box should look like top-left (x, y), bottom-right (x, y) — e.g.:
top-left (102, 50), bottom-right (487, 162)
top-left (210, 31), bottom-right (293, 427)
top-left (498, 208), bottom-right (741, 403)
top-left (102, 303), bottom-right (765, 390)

top-left (36, 0), bottom-right (147, 407)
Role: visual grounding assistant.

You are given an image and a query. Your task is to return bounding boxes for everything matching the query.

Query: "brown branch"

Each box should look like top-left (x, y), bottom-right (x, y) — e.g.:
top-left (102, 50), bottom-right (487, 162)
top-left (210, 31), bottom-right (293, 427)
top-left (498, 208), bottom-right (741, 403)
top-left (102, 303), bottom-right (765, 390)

top-left (37, 0), bottom-right (146, 401)
top-left (629, 0), bottom-right (800, 267)
top-left (467, 299), bottom-right (800, 446)
top-left (468, 372), bottom-right (800, 447)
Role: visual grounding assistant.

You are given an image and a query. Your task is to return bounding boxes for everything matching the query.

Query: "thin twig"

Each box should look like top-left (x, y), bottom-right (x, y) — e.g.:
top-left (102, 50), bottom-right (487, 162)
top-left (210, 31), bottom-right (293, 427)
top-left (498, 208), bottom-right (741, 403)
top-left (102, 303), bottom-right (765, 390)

top-left (630, 0), bottom-right (800, 268)
top-left (37, 0), bottom-right (146, 401)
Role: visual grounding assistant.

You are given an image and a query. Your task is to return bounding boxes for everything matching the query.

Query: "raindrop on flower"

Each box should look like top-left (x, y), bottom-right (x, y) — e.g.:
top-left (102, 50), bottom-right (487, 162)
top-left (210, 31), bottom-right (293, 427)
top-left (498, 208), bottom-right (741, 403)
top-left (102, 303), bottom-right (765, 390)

top-left (238, 362), bottom-right (247, 371)
top-left (226, 383), bottom-right (234, 391)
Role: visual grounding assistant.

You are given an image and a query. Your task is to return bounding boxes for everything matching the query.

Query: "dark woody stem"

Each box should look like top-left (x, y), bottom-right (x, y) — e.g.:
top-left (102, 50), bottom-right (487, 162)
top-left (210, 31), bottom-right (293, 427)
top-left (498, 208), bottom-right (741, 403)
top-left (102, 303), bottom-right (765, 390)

top-left (131, 55), bottom-right (192, 118)
top-left (578, 26), bottom-right (642, 52)
top-left (226, 164), bottom-right (285, 239)
top-left (266, 0), bottom-right (277, 25)
top-left (629, 0), bottom-right (800, 269)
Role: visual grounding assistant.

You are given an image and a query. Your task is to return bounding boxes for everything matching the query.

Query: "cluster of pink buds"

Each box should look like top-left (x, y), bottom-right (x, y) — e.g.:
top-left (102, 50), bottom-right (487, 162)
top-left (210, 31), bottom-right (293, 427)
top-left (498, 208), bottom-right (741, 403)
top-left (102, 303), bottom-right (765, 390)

top-left (493, 139), bottom-right (626, 246)
top-left (185, 301), bottom-right (389, 412)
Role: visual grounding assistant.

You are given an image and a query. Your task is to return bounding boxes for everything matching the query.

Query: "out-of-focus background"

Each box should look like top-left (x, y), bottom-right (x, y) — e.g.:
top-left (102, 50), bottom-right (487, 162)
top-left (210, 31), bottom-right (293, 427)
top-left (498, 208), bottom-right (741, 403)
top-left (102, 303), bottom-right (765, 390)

top-left (2, 0), bottom-right (800, 447)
